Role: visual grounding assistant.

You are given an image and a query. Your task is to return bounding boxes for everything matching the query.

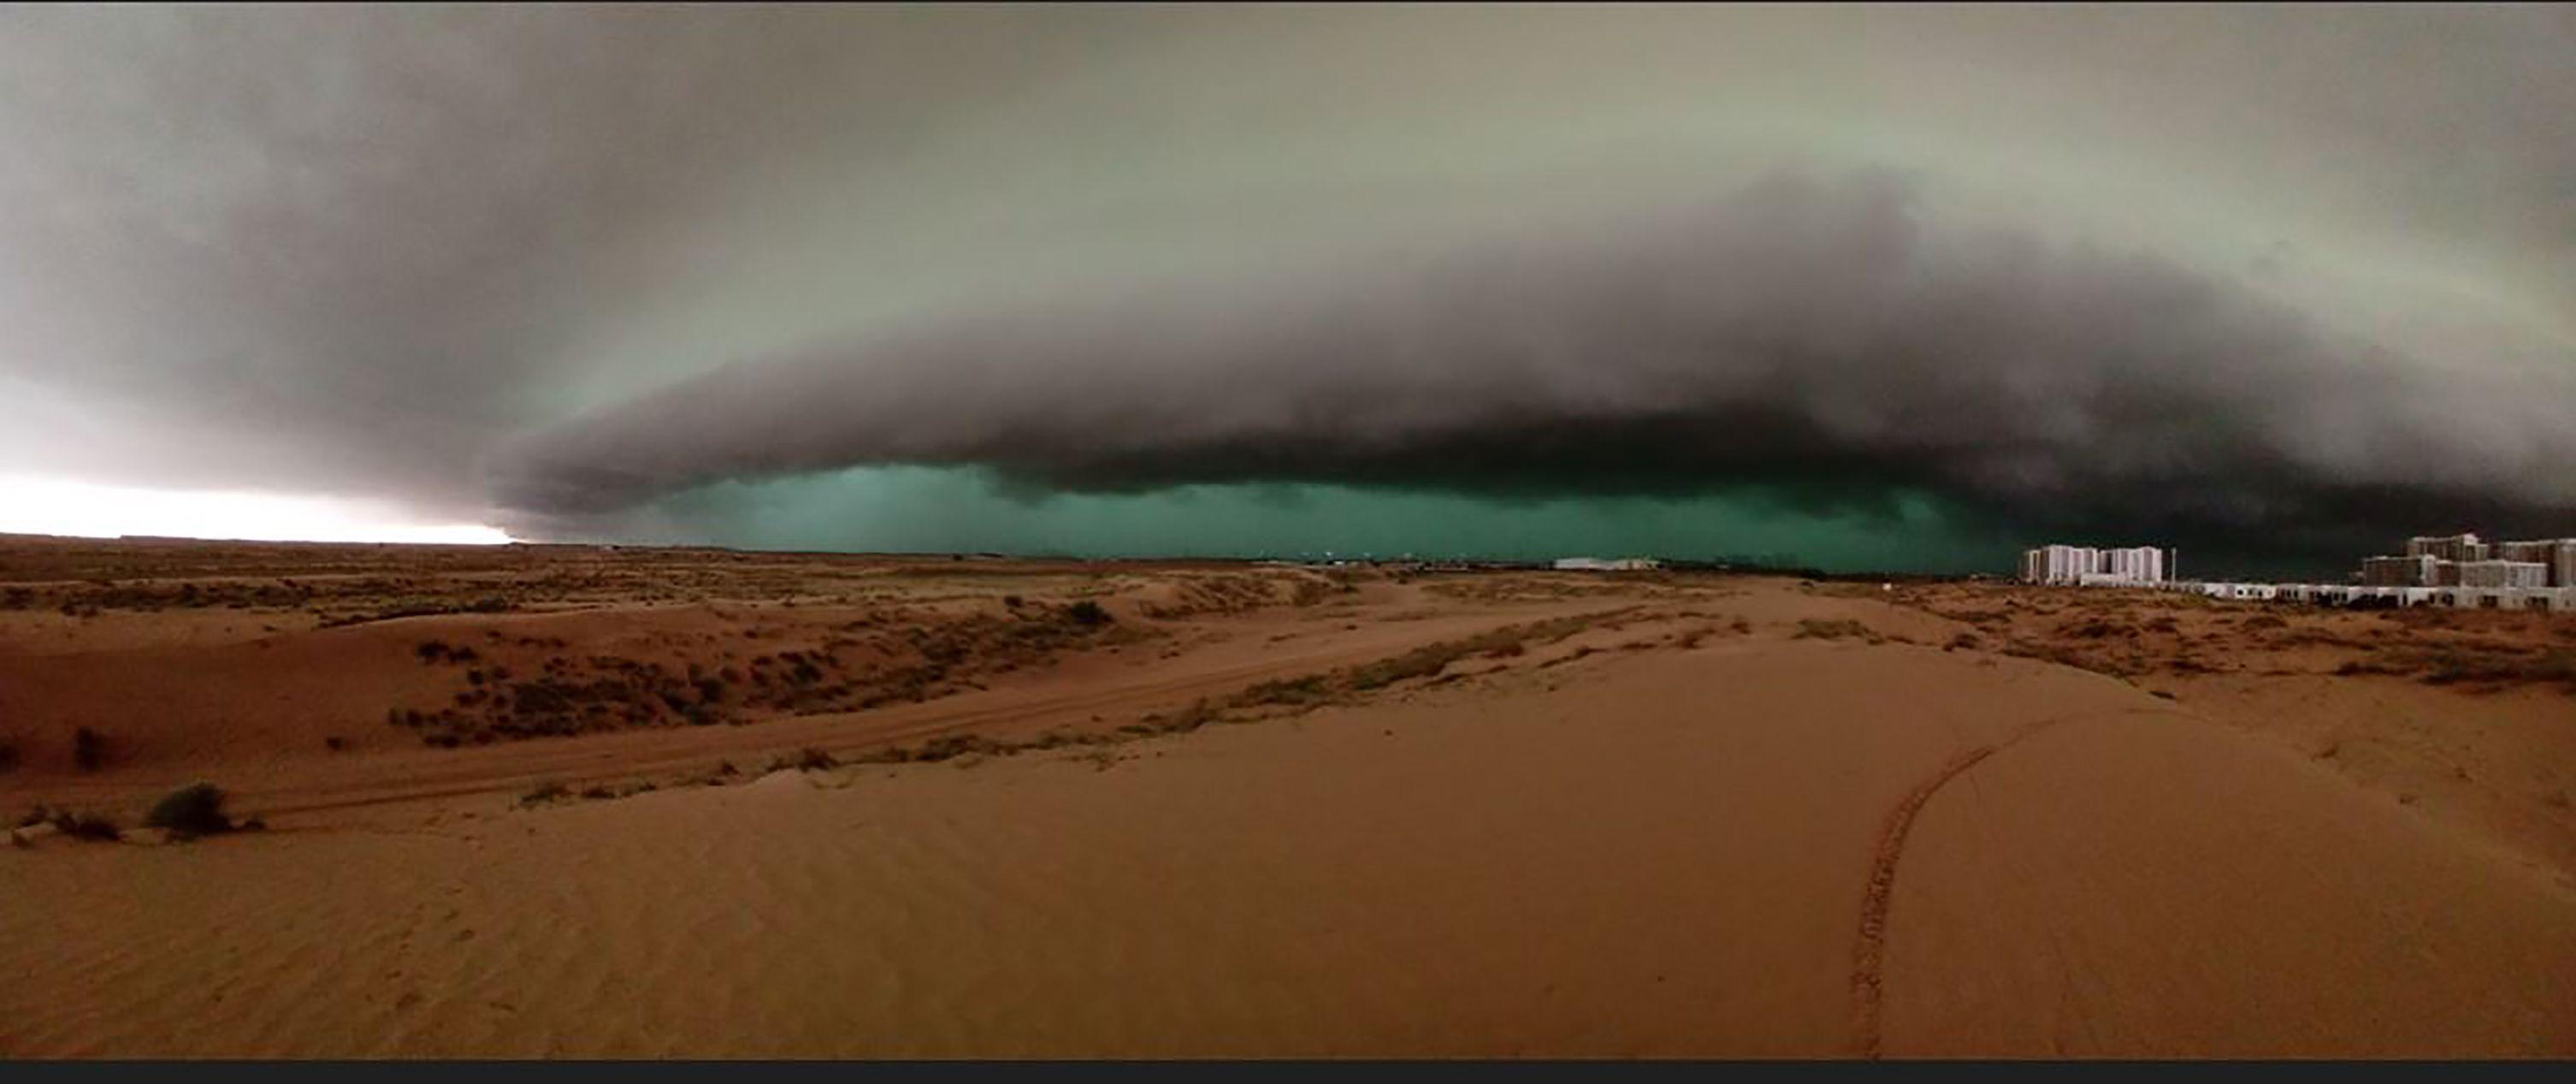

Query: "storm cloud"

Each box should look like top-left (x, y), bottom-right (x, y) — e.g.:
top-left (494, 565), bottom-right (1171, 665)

top-left (2, 5), bottom-right (2570, 568)
top-left (491, 167), bottom-right (2576, 555)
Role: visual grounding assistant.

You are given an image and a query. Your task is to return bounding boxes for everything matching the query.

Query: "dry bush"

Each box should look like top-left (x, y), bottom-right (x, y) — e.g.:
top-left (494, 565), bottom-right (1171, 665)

top-left (143, 782), bottom-right (234, 839)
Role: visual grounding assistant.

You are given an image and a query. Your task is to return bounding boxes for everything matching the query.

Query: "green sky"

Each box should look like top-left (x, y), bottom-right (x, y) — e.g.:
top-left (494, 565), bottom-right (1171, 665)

top-left (572, 466), bottom-right (2018, 573)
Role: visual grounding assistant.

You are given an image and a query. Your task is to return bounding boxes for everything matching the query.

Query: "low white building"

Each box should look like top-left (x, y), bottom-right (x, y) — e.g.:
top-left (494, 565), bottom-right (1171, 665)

top-left (2162, 580), bottom-right (2572, 613)
top-left (1553, 557), bottom-right (1662, 572)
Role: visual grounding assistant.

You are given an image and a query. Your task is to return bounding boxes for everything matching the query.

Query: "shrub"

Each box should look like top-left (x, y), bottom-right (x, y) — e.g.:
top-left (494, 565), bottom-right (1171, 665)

top-left (517, 781), bottom-right (570, 807)
top-left (0, 738), bottom-right (16, 773)
top-left (1001, 595), bottom-right (1025, 609)
top-left (72, 726), bottom-right (107, 772)
top-left (1066, 601), bottom-right (1113, 626)
top-left (144, 782), bottom-right (234, 838)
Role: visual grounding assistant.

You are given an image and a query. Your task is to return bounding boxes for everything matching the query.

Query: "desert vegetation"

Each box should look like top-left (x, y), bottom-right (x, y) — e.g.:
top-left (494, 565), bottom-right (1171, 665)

top-left (143, 782), bottom-right (246, 839)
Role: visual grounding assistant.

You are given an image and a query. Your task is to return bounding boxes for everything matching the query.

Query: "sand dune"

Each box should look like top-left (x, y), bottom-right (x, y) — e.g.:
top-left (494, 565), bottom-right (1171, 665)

top-left (3, 542), bottom-right (2571, 1057)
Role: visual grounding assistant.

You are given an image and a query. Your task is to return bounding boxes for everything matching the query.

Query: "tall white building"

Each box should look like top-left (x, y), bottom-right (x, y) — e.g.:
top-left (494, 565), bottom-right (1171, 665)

top-left (2100, 546), bottom-right (2164, 583)
top-left (2021, 544), bottom-right (2097, 584)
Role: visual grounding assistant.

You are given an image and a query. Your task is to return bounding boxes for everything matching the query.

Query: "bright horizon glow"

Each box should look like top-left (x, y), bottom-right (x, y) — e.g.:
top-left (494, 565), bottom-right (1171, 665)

top-left (0, 475), bottom-right (512, 545)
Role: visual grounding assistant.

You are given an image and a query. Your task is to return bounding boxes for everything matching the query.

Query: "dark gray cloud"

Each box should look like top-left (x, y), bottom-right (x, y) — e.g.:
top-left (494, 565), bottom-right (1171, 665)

top-left (489, 169), bottom-right (2576, 558)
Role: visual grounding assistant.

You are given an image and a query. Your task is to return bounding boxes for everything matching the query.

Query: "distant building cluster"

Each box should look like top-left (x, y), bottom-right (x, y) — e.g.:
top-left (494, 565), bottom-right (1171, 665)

top-left (2358, 533), bottom-right (2574, 590)
top-left (2022, 530), bottom-right (2576, 613)
top-left (2018, 544), bottom-right (2168, 586)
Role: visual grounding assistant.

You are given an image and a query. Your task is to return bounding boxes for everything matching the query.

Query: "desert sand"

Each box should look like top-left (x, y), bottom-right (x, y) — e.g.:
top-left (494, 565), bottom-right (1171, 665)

top-left (3, 536), bottom-right (2572, 1057)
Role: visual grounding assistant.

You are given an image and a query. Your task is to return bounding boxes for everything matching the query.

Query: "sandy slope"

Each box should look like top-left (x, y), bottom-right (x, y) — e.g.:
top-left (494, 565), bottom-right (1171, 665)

top-left (7, 581), bottom-right (2571, 1057)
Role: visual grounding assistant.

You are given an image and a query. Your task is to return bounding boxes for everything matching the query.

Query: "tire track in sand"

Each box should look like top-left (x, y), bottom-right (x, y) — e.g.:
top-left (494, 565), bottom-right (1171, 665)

top-left (1849, 715), bottom-right (2076, 1058)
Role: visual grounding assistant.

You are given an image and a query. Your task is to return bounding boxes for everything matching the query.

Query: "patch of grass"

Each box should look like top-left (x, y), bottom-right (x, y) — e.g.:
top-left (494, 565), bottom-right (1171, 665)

top-left (1792, 619), bottom-right (1873, 642)
top-left (2420, 649), bottom-right (2576, 691)
top-left (143, 782), bottom-right (234, 839)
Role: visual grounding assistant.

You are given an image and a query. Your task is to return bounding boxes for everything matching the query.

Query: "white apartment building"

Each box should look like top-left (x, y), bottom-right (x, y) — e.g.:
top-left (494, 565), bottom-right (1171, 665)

top-left (2497, 539), bottom-right (2576, 588)
top-left (2405, 533), bottom-right (2489, 562)
top-left (2100, 546), bottom-right (2164, 583)
top-left (2360, 554), bottom-right (2438, 587)
top-left (2021, 543), bottom-right (2166, 585)
top-left (2457, 560), bottom-right (2550, 589)
top-left (2021, 544), bottom-right (2096, 584)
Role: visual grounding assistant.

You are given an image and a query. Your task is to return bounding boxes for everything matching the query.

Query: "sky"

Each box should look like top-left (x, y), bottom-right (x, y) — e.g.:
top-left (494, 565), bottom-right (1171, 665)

top-left (1, 4), bottom-right (2570, 575)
